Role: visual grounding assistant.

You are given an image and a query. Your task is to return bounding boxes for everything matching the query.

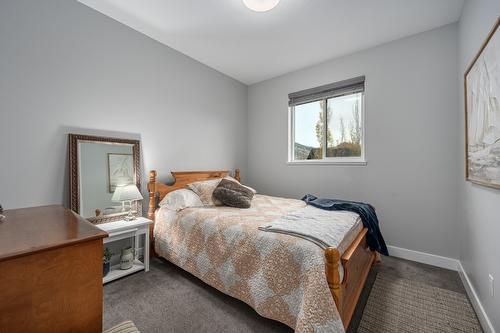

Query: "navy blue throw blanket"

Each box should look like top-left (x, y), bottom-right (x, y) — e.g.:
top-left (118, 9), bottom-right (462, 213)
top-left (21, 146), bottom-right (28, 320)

top-left (301, 194), bottom-right (389, 256)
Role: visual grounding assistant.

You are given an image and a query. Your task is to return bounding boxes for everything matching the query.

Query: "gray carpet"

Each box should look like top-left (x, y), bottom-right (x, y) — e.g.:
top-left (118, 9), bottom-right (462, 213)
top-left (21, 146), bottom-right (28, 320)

top-left (104, 258), bottom-right (292, 333)
top-left (104, 256), bottom-right (475, 333)
top-left (358, 273), bottom-right (482, 333)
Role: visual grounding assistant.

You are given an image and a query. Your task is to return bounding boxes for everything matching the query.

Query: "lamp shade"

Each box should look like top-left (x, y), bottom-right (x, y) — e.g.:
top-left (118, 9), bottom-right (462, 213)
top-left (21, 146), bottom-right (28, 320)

top-left (111, 184), bottom-right (143, 202)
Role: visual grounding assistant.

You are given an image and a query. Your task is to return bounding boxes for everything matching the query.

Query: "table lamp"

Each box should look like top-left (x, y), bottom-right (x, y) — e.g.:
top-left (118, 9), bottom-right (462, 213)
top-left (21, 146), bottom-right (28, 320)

top-left (111, 184), bottom-right (143, 221)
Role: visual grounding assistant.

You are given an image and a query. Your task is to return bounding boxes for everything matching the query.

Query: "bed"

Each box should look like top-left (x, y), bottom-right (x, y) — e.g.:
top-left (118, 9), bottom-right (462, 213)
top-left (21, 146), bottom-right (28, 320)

top-left (147, 169), bottom-right (378, 332)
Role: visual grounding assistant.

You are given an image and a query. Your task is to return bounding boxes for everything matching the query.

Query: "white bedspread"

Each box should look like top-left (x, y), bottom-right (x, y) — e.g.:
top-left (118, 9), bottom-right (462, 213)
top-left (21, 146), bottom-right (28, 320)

top-left (259, 206), bottom-right (361, 253)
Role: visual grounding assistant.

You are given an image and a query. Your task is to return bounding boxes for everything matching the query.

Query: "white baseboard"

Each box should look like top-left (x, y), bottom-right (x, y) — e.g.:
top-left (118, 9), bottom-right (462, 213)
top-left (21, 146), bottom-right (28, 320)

top-left (457, 262), bottom-right (496, 333)
top-left (386, 245), bottom-right (495, 333)
top-left (387, 245), bottom-right (460, 271)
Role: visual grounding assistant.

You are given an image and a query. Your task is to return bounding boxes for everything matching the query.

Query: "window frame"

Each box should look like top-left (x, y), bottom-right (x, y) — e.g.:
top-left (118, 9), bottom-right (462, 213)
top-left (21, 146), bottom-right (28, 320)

top-left (287, 91), bottom-right (367, 165)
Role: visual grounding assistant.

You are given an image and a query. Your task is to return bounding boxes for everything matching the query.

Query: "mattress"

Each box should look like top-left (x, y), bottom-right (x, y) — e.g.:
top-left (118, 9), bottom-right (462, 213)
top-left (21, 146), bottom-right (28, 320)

top-left (154, 194), bottom-right (363, 333)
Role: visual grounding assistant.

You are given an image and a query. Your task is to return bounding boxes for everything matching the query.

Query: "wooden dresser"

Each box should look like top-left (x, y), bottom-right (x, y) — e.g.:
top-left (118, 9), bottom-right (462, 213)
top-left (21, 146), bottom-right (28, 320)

top-left (0, 205), bottom-right (108, 333)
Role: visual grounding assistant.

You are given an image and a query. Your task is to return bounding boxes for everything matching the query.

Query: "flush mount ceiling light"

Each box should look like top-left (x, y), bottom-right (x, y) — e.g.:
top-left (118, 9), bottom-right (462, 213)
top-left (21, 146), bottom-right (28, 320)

top-left (242, 0), bottom-right (280, 12)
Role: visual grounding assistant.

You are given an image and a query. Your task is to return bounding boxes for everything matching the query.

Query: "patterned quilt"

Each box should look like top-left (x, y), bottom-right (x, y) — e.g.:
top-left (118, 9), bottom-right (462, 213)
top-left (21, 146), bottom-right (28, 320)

top-left (154, 195), bottom-right (346, 333)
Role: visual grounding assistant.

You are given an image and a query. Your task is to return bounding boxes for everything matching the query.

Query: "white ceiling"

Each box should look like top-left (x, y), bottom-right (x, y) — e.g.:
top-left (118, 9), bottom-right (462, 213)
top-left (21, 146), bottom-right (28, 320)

top-left (78, 0), bottom-right (465, 85)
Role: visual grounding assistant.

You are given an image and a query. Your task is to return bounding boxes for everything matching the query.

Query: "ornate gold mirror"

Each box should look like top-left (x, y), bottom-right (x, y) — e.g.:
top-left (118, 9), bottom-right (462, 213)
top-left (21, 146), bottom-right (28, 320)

top-left (69, 134), bottom-right (142, 223)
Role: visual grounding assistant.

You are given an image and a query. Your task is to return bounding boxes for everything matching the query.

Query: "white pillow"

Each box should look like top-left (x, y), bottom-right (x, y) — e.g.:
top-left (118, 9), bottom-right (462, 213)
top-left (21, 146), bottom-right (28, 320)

top-left (158, 189), bottom-right (204, 211)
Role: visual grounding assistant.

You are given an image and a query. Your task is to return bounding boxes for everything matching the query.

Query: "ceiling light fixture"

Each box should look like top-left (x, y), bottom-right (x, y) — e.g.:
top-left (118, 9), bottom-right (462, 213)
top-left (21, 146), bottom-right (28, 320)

top-left (242, 0), bottom-right (280, 12)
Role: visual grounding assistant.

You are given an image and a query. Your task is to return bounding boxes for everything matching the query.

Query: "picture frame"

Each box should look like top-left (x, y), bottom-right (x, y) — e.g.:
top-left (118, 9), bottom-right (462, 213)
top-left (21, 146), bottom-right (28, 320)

top-left (464, 17), bottom-right (500, 189)
top-left (108, 153), bottom-right (134, 193)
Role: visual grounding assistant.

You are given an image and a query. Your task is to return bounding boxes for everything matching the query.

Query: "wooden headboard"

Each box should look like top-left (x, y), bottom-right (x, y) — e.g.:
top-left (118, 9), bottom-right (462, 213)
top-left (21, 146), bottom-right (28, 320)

top-left (147, 169), bottom-right (240, 221)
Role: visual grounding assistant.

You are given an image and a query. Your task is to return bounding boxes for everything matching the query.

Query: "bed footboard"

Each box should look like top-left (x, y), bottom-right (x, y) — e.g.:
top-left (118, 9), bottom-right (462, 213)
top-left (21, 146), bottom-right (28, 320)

top-left (325, 228), bottom-right (376, 329)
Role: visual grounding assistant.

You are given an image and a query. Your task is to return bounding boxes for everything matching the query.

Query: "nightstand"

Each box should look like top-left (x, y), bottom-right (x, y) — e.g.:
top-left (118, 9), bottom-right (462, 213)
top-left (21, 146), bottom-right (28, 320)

top-left (97, 217), bottom-right (153, 284)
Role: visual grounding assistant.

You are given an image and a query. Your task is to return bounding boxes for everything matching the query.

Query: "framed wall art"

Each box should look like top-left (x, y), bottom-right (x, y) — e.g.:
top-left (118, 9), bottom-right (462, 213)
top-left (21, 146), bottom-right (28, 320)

top-left (465, 18), bottom-right (500, 189)
top-left (108, 153), bottom-right (134, 192)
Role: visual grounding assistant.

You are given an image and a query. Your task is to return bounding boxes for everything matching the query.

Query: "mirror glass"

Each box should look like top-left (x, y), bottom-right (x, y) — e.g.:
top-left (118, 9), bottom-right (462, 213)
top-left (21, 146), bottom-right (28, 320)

top-left (79, 141), bottom-right (136, 218)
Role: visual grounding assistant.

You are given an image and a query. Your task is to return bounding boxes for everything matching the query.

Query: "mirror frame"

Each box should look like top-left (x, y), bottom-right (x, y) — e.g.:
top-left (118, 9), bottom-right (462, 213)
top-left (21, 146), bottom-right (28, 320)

top-left (69, 134), bottom-right (142, 224)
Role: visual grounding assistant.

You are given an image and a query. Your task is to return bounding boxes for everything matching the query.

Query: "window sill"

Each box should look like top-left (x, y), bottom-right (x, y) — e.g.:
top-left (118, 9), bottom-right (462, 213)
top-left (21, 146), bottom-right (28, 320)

top-left (286, 160), bottom-right (367, 166)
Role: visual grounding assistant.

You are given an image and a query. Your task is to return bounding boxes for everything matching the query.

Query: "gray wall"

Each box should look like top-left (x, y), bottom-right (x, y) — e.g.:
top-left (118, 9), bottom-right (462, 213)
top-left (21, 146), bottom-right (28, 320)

top-left (0, 0), bottom-right (247, 210)
top-left (458, 1), bottom-right (500, 330)
top-left (247, 24), bottom-right (460, 259)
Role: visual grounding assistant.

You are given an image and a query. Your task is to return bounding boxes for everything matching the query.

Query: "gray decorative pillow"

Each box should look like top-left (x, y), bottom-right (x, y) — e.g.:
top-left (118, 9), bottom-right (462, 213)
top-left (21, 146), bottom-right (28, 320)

top-left (212, 179), bottom-right (254, 208)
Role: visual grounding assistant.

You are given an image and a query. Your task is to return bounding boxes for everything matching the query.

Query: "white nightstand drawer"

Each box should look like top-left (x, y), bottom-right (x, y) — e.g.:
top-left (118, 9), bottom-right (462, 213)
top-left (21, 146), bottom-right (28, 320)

top-left (104, 229), bottom-right (138, 243)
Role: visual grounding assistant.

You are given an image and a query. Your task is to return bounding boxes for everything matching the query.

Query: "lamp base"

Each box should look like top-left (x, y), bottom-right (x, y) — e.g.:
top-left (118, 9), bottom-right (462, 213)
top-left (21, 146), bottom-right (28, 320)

top-left (124, 215), bottom-right (136, 221)
top-left (124, 203), bottom-right (136, 221)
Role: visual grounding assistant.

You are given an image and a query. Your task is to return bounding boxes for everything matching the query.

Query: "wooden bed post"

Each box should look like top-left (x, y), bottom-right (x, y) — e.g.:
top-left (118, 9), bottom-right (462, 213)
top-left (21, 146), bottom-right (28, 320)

top-left (147, 170), bottom-right (157, 257)
top-left (148, 170), bottom-right (157, 221)
top-left (325, 247), bottom-right (343, 317)
top-left (235, 169), bottom-right (241, 182)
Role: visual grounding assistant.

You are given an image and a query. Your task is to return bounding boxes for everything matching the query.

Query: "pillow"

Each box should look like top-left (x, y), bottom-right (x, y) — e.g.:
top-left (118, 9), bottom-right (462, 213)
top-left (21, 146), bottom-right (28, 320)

top-left (224, 176), bottom-right (257, 194)
top-left (187, 178), bottom-right (222, 206)
top-left (158, 189), bottom-right (203, 211)
top-left (212, 179), bottom-right (255, 209)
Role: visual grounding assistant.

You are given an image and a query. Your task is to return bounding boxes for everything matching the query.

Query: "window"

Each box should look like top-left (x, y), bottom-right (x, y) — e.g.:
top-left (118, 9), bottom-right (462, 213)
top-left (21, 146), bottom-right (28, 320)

top-left (288, 76), bottom-right (365, 164)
